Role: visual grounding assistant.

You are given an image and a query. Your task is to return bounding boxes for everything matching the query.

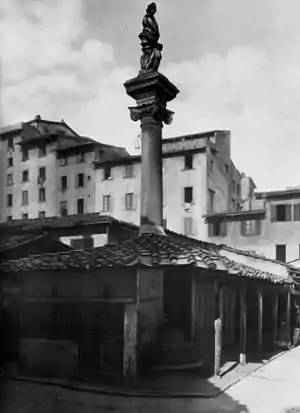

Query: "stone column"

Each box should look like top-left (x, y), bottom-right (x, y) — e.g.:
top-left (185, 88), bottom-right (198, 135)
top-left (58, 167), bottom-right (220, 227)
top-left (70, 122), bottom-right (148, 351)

top-left (124, 72), bottom-right (179, 235)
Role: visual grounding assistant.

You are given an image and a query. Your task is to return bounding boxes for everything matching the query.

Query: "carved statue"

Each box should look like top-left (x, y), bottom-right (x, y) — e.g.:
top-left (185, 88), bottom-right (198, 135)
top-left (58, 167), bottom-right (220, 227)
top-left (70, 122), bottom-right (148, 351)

top-left (139, 3), bottom-right (163, 73)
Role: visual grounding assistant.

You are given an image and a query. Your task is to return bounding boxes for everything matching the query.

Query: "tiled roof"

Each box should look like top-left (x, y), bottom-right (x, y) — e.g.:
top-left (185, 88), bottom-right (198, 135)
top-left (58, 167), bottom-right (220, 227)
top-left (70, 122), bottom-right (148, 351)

top-left (0, 233), bottom-right (72, 253)
top-left (0, 233), bottom-right (293, 285)
top-left (0, 214), bottom-right (138, 234)
top-left (0, 233), bottom-right (224, 273)
top-left (221, 256), bottom-right (293, 285)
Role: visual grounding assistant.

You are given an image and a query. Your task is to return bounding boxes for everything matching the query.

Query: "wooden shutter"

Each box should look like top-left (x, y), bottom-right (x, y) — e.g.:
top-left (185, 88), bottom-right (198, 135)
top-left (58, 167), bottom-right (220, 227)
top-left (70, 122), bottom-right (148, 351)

top-left (270, 205), bottom-right (277, 222)
top-left (255, 219), bottom-right (261, 235)
top-left (286, 204), bottom-right (292, 221)
top-left (294, 204), bottom-right (300, 221)
top-left (240, 221), bottom-right (246, 236)
top-left (208, 223), bottom-right (213, 237)
top-left (221, 222), bottom-right (227, 236)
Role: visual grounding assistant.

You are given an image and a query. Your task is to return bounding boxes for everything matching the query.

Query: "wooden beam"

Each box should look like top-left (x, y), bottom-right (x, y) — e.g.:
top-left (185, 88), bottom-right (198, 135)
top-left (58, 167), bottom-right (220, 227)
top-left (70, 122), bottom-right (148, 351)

top-left (273, 293), bottom-right (278, 345)
top-left (258, 287), bottom-right (263, 350)
top-left (240, 289), bottom-right (247, 365)
top-left (191, 274), bottom-right (196, 340)
top-left (286, 289), bottom-right (291, 345)
top-left (214, 318), bottom-right (222, 376)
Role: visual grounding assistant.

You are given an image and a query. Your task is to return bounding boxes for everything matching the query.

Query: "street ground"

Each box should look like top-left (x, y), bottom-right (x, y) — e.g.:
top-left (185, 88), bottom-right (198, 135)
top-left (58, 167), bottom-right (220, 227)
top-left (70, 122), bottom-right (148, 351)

top-left (1, 346), bottom-right (300, 412)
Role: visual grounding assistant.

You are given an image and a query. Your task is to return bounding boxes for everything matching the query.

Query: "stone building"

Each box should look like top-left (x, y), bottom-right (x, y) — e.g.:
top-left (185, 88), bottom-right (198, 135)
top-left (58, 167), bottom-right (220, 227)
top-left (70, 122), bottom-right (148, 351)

top-left (0, 115), bottom-right (128, 221)
top-left (94, 130), bottom-right (245, 240)
top-left (206, 187), bottom-right (300, 264)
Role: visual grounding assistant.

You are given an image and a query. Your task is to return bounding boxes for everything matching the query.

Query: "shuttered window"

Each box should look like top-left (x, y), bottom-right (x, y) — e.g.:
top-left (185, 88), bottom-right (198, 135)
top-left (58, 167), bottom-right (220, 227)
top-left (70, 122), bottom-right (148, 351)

top-left (241, 220), bottom-right (261, 236)
top-left (208, 221), bottom-right (226, 237)
top-left (270, 204), bottom-right (292, 222)
top-left (184, 217), bottom-right (194, 235)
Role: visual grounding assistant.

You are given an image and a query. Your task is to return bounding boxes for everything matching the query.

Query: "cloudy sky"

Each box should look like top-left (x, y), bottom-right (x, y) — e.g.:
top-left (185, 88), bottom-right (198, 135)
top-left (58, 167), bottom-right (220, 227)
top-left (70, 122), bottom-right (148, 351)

top-left (1, 0), bottom-right (300, 190)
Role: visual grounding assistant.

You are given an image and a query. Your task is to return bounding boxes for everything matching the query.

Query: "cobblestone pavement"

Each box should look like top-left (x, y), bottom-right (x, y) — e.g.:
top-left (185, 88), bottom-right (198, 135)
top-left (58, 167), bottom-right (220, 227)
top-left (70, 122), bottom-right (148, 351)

top-left (2, 347), bottom-right (300, 412)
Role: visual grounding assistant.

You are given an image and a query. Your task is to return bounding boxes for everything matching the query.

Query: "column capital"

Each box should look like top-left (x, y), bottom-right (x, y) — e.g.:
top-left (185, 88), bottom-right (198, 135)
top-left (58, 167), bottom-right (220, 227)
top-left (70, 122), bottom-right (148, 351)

top-left (129, 99), bottom-right (174, 125)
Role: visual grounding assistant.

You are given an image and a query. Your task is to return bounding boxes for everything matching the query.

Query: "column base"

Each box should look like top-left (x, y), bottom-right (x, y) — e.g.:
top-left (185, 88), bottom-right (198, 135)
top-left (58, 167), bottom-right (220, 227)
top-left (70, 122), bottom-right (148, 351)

top-left (239, 353), bottom-right (247, 365)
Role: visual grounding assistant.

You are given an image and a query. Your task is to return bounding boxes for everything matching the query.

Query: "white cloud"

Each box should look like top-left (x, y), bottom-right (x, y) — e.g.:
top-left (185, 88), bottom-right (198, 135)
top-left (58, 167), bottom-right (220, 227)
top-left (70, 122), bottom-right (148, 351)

top-left (1, 0), bottom-right (300, 190)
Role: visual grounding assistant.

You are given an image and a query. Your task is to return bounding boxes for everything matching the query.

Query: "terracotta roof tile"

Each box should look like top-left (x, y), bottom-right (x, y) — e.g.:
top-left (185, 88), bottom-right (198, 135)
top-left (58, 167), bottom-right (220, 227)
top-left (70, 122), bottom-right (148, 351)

top-left (222, 256), bottom-right (292, 285)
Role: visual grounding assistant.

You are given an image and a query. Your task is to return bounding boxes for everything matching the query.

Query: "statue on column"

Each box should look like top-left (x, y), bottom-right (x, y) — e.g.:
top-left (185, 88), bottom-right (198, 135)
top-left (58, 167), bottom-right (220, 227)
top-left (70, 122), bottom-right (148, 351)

top-left (139, 3), bottom-right (163, 74)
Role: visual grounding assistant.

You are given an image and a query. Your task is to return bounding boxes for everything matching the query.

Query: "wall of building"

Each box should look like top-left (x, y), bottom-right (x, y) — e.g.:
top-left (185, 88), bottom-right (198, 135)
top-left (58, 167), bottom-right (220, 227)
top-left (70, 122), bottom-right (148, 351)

top-left (56, 150), bottom-right (96, 216)
top-left (0, 141), bottom-right (5, 223)
top-left (208, 197), bottom-right (300, 263)
top-left (1, 267), bottom-right (137, 382)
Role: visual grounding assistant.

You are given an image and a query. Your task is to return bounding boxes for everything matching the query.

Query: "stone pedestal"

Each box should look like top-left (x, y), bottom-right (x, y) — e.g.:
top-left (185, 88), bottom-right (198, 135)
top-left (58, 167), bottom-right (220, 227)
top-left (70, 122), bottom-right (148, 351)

top-left (124, 72), bottom-right (179, 235)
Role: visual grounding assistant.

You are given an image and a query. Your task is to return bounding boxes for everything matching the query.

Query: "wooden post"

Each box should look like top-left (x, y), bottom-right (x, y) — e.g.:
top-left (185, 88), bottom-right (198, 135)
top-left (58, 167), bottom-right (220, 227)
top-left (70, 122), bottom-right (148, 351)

top-left (191, 274), bottom-right (196, 340)
top-left (273, 292), bottom-right (278, 345)
top-left (214, 318), bottom-right (222, 376)
top-left (258, 287), bottom-right (263, 351)
top-left (240, 289), bottom-right (247, 365)
top-left (286, 289), bottom-right (291, 345)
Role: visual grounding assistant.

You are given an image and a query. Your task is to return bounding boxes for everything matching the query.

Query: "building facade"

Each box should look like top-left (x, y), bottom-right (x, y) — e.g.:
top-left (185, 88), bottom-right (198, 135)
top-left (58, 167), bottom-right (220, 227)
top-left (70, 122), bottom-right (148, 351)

top-left (94, 130), bottom-right (244, 240)
top-left (0, 116), bottom-right (128, 221)
top-left (206, 187), bottom-right (300, 264)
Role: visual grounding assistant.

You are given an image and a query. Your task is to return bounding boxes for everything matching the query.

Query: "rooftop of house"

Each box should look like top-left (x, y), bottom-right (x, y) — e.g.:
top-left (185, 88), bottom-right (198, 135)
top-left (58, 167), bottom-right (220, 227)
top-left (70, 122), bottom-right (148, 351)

top-left (0, 213), bottom-right (139, 234)
top-left (205, 208), bottom-right (266, 222)
top-left (0, 232), bottom-right (72, 253)
top-left (0, 223), bottom-right (295, 285)
top-left (255, 187), bottom-right (300, 200)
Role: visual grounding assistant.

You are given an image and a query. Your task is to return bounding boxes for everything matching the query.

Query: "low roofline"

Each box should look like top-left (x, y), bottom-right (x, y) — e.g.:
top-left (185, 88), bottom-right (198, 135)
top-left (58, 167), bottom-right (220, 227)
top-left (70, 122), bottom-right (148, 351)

top-left (162, 130), bottom-right (229, 144)
top-left (94, 147), bottom-right (208, 167)
top-left (205, 209), bottom-right (266, 222)
top-left (220, 244), bottom-right (300, 272)
top-left (255, 188), bottom-right (300, 200)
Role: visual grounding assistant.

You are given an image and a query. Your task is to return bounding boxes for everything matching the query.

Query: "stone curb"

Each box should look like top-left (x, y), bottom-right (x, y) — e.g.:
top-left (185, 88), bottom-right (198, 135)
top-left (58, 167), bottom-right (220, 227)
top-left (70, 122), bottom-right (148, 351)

top-left (3, 348), bottom-right (289, 399)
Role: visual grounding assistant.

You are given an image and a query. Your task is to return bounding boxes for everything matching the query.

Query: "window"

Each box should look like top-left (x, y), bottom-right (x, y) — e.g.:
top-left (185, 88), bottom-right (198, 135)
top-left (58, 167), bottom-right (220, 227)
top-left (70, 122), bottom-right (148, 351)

top-left (77, 173), bottom-right (84, 188)
top-left (38, 145), bottom-right (46, 157)
top-left (271, 204), bottom-right (292, 222)
top-left (77, 198), bottom-right (84, 214)
top-left (76, 153), bottom-right (85, 163)
top-left (8, 157), bottom-right (13, 167)
top-left (61, 175), bottom-right (68, 190)
top-left (125, 193), bottom-right (134, 210)
top-left (210, 159), bottom-right (214, 173)
top-left (7, 137), bottom-right (13, 150)
top-left (22, 213), bottom-right (28, 220)
top-left (22, 148), bottom-right (29, 162)
top-left (124, 164), bottom-right (134, 178)
top-left (225, 164), bottom-right (229, 174)
top-left (7, 194), bottom-right (13, 208)
top-left (71, 239), bottom-right (84, 250)
top-left (163, 219), bottom-right (167, 229)
top-left (184, 217), bottom-right (194, 235)
top-left (184, 154), bottom-right (193, 170)
top-left (22, 190), bottom-right (29, 205)
top-left (184, 187), bottom-right (193, 203)
top-left (39, 211), bottom-right (46, 219)
top-left (22, 170), bottom-right (29, 182)
top-left (39, 187), bottom-right (46, 202)
top-left (241, 220), bottom-right (261, 236)
top-left (60, 201), bottom-right (68, 216)
top-left (237, 184), bottom-right (240, 196)
top-left (7, 173), bottom-right (14, 186)
top-left (232, 199), bottom-right (235, 210)
top-left (103, 195), bottom-right (111, 212)
top-left (208, 221), bottom-right (227, 237)
top-left (104, 166), bottom-right (111, 180)
top-left (39, 167), bottom-right (46, 179)
top-left (7, 216), bottom-right (12, 221)
top-left (276, 244), bottom-right (286, 262)
top-left (294, 204), bottom-right (300, 221)
top-left (60, 157), bottom-right (67, 166)
top-left (208, 189), bottom-right (215, 212)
